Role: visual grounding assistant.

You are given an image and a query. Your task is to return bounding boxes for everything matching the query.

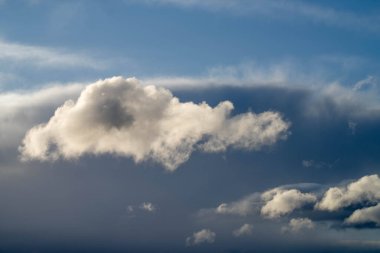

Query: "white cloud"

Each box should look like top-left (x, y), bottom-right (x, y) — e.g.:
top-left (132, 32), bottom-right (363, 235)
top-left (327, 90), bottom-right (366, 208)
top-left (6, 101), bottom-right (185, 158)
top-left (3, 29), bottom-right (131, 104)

top-left (282, 218), bottom-right (315, 233)
top-left (0, 83), bottom-right (83, 151)
top-left (233, 223), bottom-right (253, 237)
top-left (140, 202), bottom-right (156, 212)
top-left (352, 76), bottom-right (377, 92)
top-left (186, 229), bottom-right (216, 246)
top-left (127, 205), bottom-right (134, 212)
top-left (20, 76), bottom-right (290, 171)
top-left (261, 188), bottom-right (317, 218)
top-left (215, 193), bottom-right (260, 216)
top-left (143, 62), bottom-right (289, 89)
top-left (316, 174), bottom-right (380, 211)
top-left (345, 203), bottom-right (380, 226)
top-left (348, 120), bottom-right (357, 135)
top-left (302, 160), bottom-right (314, 168)
top-left (0, 39), bottom-right (103, 69)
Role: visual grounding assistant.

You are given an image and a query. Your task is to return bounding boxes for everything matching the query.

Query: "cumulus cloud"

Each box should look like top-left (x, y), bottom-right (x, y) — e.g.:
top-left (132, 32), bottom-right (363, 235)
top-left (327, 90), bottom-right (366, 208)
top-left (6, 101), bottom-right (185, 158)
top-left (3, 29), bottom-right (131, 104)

top-left (186, 229), bottom-right (216, 246)
top-left (0, 83), bottom-right (83, 153)
top-left (140, 202), bottom-right (156, 212)
top-left (207, 183), bottom-right (320, 218)
top-left (20, 76), bottom-right (290, 171)
top-left (282, 218), bottom-right (315, 233)
top-left (345, 203), bottom-right (380, 226)
top-left (316, 174), bottom-right (380, 211)
top-left (233, 223), bottom-right (253, 237)
top-left (261, 188), bottom-right (317, 218)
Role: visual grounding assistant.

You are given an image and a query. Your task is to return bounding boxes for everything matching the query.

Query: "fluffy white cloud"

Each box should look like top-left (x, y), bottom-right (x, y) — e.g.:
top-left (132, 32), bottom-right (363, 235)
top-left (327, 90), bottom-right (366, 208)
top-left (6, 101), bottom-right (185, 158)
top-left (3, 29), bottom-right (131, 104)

top-left (215, 193), bottom-right (259, 216)
top-left (261, 188), bottom-right (317, 218)
top-left (282, 218), bottom-right (315, 232)
top-left (20, 76), bottom-right (290, 171)
top-left (316, 174), bottom-right (380, 211)
top-left (233, 223), bottom-right (253, 237)
top-left (140, 202), bottom-right (156, 212)
top-left (345, 203), bottom-right (380, 226)
top-left (186, 229), bottom-right (216, 246)
top-left (0, 83), bottom-right (83, 151)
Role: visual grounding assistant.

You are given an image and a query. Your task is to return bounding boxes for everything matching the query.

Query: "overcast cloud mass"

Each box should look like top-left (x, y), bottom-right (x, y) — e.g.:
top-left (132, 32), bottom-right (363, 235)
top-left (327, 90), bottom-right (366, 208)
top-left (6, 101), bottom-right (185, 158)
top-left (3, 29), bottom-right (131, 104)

top-left (0, 1), bottom-right (380, 252)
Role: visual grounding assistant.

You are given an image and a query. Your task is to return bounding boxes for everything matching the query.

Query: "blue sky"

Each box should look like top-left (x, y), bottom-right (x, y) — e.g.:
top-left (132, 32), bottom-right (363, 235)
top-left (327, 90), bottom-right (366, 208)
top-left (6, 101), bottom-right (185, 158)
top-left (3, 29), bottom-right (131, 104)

top-left (1, 1), bottom-right (380, 252)
top-left (1, 0), bottom-right (380, 87)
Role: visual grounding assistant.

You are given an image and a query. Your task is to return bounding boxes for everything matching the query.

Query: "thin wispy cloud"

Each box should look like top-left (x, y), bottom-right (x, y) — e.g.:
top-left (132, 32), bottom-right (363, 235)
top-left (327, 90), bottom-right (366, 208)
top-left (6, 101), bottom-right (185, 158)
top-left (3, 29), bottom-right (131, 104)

top-left (136, 0), bottom-right (380, 33)
top-left (0, 39), bottom-right (104, 69)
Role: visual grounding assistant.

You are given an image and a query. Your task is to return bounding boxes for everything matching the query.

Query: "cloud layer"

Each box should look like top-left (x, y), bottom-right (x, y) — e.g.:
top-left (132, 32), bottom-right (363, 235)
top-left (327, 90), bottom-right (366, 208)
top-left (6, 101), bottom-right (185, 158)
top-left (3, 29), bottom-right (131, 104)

top-left (20, 76), bottom-right (290, 170)
top-left (0, 39), bottom-right (102, 69)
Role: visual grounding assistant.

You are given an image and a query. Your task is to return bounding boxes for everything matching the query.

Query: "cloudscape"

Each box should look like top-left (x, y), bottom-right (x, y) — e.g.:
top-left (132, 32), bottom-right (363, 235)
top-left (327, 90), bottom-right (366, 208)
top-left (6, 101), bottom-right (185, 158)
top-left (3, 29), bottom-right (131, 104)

top-left (1, 1), bottom-right (380, 252)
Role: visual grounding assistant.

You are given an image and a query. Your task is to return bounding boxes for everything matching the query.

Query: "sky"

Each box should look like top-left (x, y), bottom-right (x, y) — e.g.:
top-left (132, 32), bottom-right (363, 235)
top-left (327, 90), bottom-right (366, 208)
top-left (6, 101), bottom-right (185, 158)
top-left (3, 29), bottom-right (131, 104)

top-left (1, 0), bottom-right (380, 252)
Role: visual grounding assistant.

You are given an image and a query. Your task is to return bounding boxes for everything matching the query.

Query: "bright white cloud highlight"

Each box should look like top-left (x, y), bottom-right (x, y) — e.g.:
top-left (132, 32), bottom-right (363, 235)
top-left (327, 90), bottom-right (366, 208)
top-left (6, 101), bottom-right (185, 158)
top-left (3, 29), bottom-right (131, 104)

top-left (345, 203), bottom-right (380, 226)
top-left (0, 83), bottom-right (83, 151)
top-left (316, 174), bottom-right (380, 211)
top-left (186, 229), bottom-right (216, 246)
top-left (20, 76), bottom-right (290, 171)
top-left (233, 223), bottom-right (253, 237)
top-left (261, 188), bottom-right (317, 218)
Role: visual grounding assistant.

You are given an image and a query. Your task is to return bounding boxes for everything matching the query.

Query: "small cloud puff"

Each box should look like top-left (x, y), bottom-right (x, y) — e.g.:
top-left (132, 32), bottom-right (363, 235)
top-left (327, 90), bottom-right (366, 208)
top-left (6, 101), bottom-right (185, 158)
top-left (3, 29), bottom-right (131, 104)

top-left (216, 193), bottom-right (260, 216)
top-left (282, 218), bottom-right (315, 233)
top-left (140, 202), bottom-right (156, 212)
top-left (20, 76), bottom-right (290, 171)
top-left (186, 229), bottom-right (216, 246)
top-left (261, 188), bottom-right (317, 218)
top-left (233, 223), bottom-right (253, 237)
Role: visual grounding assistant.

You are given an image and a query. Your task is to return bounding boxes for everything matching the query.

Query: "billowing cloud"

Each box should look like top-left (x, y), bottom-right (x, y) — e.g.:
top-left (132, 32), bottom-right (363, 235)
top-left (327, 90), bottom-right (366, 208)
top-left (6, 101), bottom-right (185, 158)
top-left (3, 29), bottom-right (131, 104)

top-left (316, 174), bottom-right (380, 211)
top-left (282, 218), bottom-right (315, 233)
top-left (20, 76), bottom-right (290, 171)
top-left (233, 223), bottom-right (253, 237)
top-left (0, 82), bottom-right (84, 174)
top-left (345, 203), bottom-right (380, 226)
top-left (261, 188), bottom-right (317, 218)
top-left (186, 229), bottom-right (216, 246)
